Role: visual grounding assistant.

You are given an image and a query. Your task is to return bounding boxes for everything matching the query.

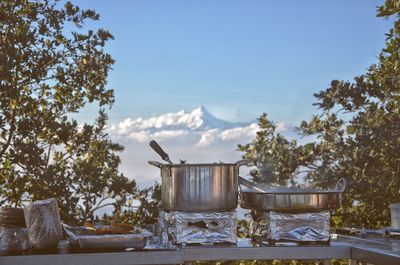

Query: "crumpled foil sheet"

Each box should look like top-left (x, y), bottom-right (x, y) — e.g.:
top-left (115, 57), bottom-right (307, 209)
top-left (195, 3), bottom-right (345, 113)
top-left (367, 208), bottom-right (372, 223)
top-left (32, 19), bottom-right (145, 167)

top-left (268, 211), bottom-right (331, 242)
top-left (165, 211), bottom-right (237, 244)
top-left (0, 227), bottom-right (31, 255)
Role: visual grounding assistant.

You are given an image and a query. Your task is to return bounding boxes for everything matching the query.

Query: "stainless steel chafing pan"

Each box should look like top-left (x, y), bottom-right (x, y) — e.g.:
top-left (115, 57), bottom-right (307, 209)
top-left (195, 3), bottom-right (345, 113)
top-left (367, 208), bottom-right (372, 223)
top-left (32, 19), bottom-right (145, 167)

top-left (240, 178), bottom-right (346, 212)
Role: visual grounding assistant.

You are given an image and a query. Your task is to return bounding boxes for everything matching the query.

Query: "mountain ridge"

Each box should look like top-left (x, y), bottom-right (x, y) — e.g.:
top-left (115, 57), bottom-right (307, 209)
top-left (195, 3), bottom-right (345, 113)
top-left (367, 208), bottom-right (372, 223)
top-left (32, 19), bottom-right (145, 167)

top-left (111, 106), bottom-right (253, 133)
top-left (191, 105), bottom-right (251, 130)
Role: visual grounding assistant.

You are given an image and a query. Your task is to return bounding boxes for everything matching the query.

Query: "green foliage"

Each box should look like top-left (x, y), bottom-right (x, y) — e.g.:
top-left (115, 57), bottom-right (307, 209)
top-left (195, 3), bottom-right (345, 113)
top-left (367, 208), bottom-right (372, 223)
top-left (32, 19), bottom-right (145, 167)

top-left (0, 0), bottom-right (135, 224)
top-left (240, 0), bottom-right (400, 229)
top-left (105, 183), bottom-right (161, 228)
top-left (131, 182), bottom-right (161, 227)
top-left (238, 114), bottom-right (305, 186)
top-left (299, 1), bottom-right (400, 228)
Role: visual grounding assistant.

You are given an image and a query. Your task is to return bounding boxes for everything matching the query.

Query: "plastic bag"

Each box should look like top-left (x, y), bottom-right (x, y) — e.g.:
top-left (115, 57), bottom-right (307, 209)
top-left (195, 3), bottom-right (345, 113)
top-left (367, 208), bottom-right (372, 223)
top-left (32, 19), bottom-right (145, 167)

top-left (24, 198), bottom-right (64, 249)
top-left (0, 227), bottom-right (31, 255)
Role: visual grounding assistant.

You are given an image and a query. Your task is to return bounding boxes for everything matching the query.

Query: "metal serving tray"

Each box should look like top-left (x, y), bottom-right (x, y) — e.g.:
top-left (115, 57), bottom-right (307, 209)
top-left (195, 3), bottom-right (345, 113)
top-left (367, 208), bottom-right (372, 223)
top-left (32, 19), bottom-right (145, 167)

top-left (240, 178), bottom-right (345, 212)
top-left (63, 224), bottom-right (152, 250)
top-left (78, 234), bottom-right (148, 249)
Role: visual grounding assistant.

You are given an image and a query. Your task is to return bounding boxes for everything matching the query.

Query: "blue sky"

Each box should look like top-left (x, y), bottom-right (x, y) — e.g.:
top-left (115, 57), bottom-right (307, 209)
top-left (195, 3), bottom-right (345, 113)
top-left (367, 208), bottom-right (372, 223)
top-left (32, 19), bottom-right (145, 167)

top-left (73, 0), bottom-right (391, 125)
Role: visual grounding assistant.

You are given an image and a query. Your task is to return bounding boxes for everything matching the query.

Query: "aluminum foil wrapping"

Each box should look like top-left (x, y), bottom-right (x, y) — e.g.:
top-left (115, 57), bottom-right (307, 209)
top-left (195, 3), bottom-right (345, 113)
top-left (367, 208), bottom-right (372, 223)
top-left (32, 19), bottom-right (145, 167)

top-left (165, 211), bottom-right (237, 244)
top-left (268, 211), bottom-right (331, 242)
top-left (0, 227), bottom-right (31, 255)
top-left (24, 198), bottom-right (63, 249)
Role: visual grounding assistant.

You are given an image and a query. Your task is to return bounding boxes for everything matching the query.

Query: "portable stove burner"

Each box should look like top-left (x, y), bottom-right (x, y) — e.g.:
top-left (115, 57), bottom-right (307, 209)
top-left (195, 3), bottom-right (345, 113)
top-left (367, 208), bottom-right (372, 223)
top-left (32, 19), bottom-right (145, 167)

top-left (250, 210), bottom-right (331, 243)
top-left (163, 211), bottom-right (237, 245)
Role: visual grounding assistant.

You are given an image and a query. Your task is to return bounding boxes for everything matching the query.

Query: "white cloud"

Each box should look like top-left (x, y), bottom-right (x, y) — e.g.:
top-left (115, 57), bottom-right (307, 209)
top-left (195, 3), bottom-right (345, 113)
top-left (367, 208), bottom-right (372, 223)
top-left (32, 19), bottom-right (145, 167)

top-left (195, 129), bottom-right (219, 147)
top-left (109, 107), bottom-right (207, 137)
top-left (124, 129), bottom-right (189, 143)
top-left (220, 123), bottom-right (259, 141)
top-left (128, 131), bottom-right (149, 142)
top-left (276, 121), bottom-right (289, 132)
top-left (193, 124), bottom-right (260, 147)
top-left (152, 130), bottom-right (189, 140)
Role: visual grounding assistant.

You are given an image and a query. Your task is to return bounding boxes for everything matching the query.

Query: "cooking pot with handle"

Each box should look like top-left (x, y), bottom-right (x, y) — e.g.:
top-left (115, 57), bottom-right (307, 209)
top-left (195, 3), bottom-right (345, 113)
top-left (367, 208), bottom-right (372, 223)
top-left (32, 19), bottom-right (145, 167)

top-left (149, 160), bottom-right (248, 212)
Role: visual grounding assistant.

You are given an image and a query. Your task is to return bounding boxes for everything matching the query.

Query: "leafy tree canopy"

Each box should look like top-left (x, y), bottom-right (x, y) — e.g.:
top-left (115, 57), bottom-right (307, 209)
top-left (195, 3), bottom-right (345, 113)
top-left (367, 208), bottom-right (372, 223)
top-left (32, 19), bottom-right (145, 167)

top-left (0, 0), bottom-right (135, 224)
top-left (240, 0), bottom-right (400, 228)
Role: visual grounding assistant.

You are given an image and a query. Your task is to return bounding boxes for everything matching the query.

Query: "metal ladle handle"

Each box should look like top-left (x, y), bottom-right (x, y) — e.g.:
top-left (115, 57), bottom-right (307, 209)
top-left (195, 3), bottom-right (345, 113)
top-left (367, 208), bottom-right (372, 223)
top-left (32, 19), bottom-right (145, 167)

top-left (148, 160), bottom-right (165, 168)
top-left (149, 140), bottom-right (173, 164)
top-left (235, 159), bottom-right (250, 168)
top-left (238, 176), bottom-right (265, 193)
top-left (335, 178), bottom-right (346, 191)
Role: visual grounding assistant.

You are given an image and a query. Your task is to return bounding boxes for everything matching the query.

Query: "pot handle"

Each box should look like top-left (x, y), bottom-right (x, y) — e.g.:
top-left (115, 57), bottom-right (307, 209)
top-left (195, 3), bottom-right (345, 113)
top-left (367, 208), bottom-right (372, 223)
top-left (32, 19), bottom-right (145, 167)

top-left (238, 176), bottom-right (265, 193)
top-left (335, 178), bottom-right (346, 191)
top-left (235, 159), bottom-right (250, 168)
top-left (238, 178), bottom-right (243, 194)
top-left (148, 160), bottom-right (165, 168)
top-left (149, 140), bottom-right (173, 164)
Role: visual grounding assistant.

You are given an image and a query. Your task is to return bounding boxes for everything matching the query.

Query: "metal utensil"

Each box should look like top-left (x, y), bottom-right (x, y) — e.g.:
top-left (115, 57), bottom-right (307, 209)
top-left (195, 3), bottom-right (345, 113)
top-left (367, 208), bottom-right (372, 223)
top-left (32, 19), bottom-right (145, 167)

top-left (149, 140), bottom-right (173, 164)
top-left (238, 177), bottom-right (266, 193)
top-left (77, 234), bottom-right (148, 249)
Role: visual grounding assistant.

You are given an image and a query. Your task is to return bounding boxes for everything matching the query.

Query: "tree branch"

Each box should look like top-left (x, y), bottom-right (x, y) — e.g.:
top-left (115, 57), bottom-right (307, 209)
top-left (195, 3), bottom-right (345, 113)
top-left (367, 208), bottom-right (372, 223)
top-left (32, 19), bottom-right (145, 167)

top-left (303, 164), bottom-right (319, 170)
top-left (90, 195), bottom-right (113, 213)
top-left (43, 143), bottom-right (52, 174)
top-left (91, 202), bottom-right (115, 212)
top-left (0, 117), bottom-right (15, 158)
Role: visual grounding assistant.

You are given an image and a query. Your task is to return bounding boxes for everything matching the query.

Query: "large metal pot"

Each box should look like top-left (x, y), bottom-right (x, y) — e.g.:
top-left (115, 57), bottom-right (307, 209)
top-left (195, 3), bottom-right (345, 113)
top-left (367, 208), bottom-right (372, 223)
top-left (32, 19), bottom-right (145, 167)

top-left (149, 160), bottom-right (248, 212)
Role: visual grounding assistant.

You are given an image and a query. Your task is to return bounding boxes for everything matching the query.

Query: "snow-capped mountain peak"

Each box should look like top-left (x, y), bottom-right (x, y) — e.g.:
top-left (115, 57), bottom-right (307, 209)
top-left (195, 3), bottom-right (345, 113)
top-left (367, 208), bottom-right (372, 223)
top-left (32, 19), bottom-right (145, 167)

top-left (110, 106), bottom-right (249, 133)
top-left (190, 105), bottom-right (248, 130)
top-left (108, 106), bottom-right (282, 147)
